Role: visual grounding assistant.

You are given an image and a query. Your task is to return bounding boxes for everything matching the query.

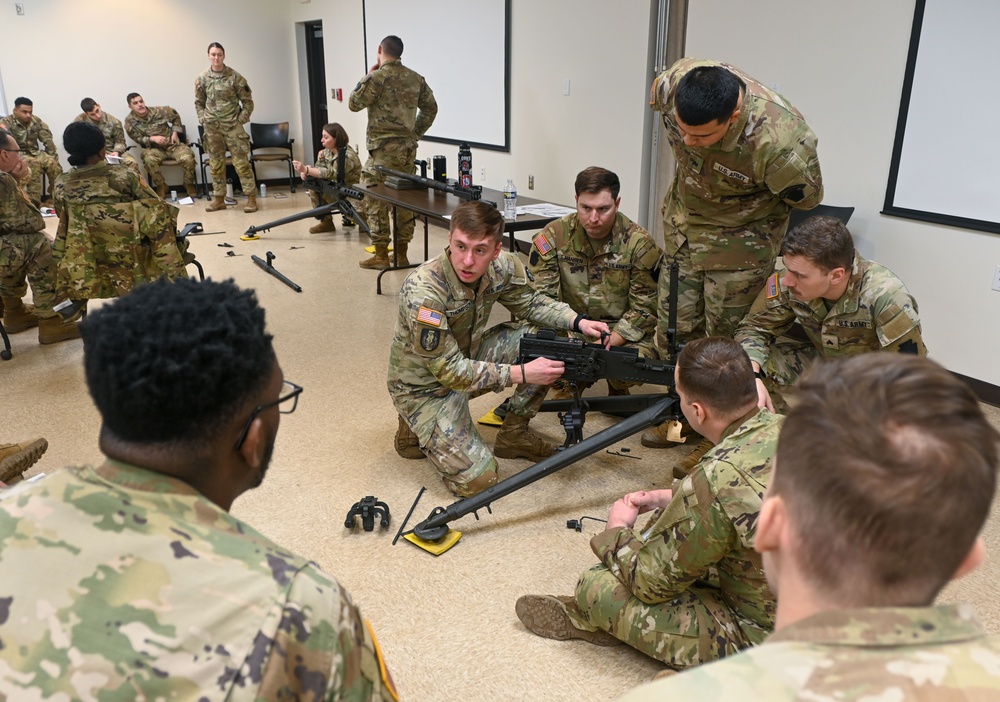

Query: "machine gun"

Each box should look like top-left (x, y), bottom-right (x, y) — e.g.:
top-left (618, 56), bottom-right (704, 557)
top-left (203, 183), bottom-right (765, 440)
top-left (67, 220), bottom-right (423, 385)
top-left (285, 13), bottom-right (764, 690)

top-left (374, 165), bottom-right (489, 204)
top-left (406, 263), bottom-right (684, 549)
top-left (242, 147), bottom-right (370, 240)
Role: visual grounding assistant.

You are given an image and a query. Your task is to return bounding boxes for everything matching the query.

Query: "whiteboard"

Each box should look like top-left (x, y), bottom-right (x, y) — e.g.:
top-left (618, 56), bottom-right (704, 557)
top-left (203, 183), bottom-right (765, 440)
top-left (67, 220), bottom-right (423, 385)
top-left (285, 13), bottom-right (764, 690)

top-left (363, 0), bottom-right (510, 151)
top-left (883, 0), bottom-right (1000, 234)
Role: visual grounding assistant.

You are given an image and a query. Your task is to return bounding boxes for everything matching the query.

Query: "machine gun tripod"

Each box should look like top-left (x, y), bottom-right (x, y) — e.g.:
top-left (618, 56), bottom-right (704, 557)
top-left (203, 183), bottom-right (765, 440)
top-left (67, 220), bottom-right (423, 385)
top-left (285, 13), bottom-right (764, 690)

top-left (241, 178), bottom-right (370, 241)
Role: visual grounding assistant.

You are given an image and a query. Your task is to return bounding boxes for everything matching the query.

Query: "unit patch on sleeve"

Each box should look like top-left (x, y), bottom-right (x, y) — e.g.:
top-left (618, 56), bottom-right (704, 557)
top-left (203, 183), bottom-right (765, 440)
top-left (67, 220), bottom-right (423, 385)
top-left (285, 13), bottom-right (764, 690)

top-left (420, 328), bottom-right (441, 352)
top-left (416, 306), bottom-right (443, 327)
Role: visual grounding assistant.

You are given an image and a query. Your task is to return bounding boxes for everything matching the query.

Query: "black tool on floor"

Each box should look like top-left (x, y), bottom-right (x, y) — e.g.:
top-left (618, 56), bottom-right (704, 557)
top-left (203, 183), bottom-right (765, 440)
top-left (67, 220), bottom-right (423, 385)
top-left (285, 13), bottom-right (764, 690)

top-left (217, 242), bottom-right (234, 248)
top-left (251, 251), bottom-right (302, 292)
top-left (393, 486), bottom-right (426, 545)
top-left (606, 448), bottom-right (640, 460)
top-left (566, 516), bottom-right (607, 532)
top-left (345, 496), bottom-right (391, 532)
top-left (180, 222), bottom-right (224, 237)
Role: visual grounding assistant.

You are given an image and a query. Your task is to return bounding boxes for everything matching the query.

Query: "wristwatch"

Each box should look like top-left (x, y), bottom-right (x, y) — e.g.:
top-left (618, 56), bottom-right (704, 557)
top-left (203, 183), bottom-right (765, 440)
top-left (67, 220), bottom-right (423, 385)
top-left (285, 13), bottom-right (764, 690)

top-left (753, 369), bottom-right (766, 380)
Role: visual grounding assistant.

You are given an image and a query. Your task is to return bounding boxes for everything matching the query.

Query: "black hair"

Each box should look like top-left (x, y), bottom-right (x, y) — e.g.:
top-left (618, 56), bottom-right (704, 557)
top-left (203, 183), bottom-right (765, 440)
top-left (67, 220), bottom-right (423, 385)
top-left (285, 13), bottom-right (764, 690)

top-left (81, 278), bottom-right (276, 448)
top-left (81, 97), bottom-right (98, 113)
top-left (381, 35), bottom-right (404, 58)
top-left (208, 41), bottom-right (225, 53)
top-left (63, 121), bottom-right (106, 167)
top-left (675, 66), bottom-right (741, 126)
top-left (14, 97), bottom-right (32, 108)
top-left (126, 92), bottom-right (141, 106)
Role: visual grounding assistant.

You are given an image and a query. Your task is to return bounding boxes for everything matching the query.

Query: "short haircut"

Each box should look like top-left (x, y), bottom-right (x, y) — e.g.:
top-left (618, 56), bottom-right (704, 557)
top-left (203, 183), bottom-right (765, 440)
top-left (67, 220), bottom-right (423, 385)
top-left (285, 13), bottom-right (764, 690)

top-left (772, 354), bottom-right (999, 606)
top-left (381, 35), bottom-right (404, 58)
top-left (675, 66), bottom-right (741, 126)
top-left (126, 92), bottom-right (142, 106)
top-left (208, 41), bottom-right (225, 53)
top-left (81, 97), bottom-right (98, 113)
top-left (676, 337), bottom-right (757, 417)
top-left (450, 200), bottom-right (504, 244)
top-left (63, 121), bottom-right (105, 167)
top-left (0, 128), bottom-right (13, 150)
top-left (81, 278), bottom-right (276, 449)
top-left (574, 166), bottom-right (620, 199)
top-left (322, 122), bottom-right (349, 148)
top-left (14, 97), bottom-right (32, 108)
top-left (780, 215), bottom-right (855, 273)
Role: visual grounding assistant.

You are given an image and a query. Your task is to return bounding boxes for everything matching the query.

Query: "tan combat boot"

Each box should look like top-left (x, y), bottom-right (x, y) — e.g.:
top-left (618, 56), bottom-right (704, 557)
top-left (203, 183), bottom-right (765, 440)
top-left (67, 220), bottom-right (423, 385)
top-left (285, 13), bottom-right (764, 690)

top-left (494, 413), bottom-right (556, 461)
top-left (394, 415), bottom-right (425, 459)
top-left (37, 316), bottom-right (82, 345)
top-left (2, 296), bottom-right (39, 333)
top-left (0, 437), bottom-right (48, 484)
top-left (394, 242), bottom-right (410, 267)
top-left (309, 216), bottom-right (337, 234)
top-left (185, 183), bottom-right (199, 199)
top-left (243, 194), bottom-right (258, 213)
top-left (359, 245), bottom-right (391, 270)
top-left (672, 437), bottom-right (715, 480)
top-left (640, 418), bottom-right (690, 448)
top-left (515, 595), bottom-right (623, 646)
top-left (206, 195), bottom-right (227, 212)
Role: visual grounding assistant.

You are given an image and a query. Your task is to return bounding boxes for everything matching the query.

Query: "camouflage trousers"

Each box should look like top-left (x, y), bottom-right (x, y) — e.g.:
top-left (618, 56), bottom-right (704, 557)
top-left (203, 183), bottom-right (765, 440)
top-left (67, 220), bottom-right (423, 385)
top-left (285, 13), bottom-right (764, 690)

top-left (759, 334), bottom-right (818, 413)
top-left (140, 144), bottom-right (197, 190)
top-left (573, 564), bottom-right (761, 669)
top-left (656, 242), bottom-right (772, 352)
top-left (203, 123), bottom-right (255, 195)
top-left (360, 139), bottom-right (417, 247)
top-left (22, 152), bottom-right (63, 205)
top-left (392, 322), bottom-right (548, 494)
top-left (0, 232), bottom-right (59, 317)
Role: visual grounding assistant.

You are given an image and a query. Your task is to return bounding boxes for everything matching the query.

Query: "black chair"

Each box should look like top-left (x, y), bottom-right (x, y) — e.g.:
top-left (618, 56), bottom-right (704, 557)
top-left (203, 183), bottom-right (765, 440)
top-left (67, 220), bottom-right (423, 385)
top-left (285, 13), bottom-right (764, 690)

top-left (249, 122), bottom-right (295, 192)
top-left (788, 204), bottom-right (854, 230)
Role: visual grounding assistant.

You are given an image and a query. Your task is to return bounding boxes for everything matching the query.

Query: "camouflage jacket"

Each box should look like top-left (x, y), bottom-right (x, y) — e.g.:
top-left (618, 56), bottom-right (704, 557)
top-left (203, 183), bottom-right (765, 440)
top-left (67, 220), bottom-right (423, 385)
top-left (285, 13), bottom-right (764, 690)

top-left (0, 170), bottom-right (45, 237)
top-left (613, 604), bottom-right (1000, 701)
top-left (0, 113), bottom-right (58, 156)
top-left (317, 145), bottom-right (362, 186)
top-left (125, 106), bottom-right (186, 149)
top-left (73, 111), bottom-right (129, 154)
top-left (735, 253), bottom-right (926, 365)
top-left (590, 407), bottom-right (782, 642)
top-left (52, 162), bottom-right (187, 298)
top-left (528, 211), bottom-right (662, 343)
top-left (195, 66), bottom-right (254, 127)
top-left (349, 59), bottom-right (438, 150)
top-left (650, 58), bottom-right (823, 270)
top-left (387, 248), bottom-right (578, 401)
top-left (0, 460), bottom-right (398, 702)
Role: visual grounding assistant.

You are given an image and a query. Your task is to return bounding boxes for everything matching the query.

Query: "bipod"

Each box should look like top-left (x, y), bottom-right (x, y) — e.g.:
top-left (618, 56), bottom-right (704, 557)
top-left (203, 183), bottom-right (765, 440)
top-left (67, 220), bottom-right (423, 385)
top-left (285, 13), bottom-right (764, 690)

top-left (251, 251), bottom-right (302, 292)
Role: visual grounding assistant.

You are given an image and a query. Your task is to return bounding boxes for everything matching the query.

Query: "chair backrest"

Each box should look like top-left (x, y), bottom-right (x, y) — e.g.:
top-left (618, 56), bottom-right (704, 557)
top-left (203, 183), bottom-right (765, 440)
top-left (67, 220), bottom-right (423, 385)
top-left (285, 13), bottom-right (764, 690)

top-left (788, 204), bottom-right (855, 231)
top-left (250, 122), bottom-right (291, 149)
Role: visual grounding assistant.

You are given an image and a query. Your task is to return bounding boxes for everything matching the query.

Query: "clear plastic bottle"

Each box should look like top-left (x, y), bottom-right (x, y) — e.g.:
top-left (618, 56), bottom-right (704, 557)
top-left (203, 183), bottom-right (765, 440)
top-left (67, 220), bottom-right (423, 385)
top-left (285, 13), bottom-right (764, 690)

top-left (503, 179), bottom-right (518, 221)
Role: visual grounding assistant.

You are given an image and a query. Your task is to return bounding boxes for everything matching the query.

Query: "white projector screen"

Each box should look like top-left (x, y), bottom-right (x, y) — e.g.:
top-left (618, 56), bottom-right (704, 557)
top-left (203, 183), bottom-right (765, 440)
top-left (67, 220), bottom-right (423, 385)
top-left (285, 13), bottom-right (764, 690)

top-left (363, 0), bottom-right (510, 151)
top-left (882, 0), bottom-right (1000, 234)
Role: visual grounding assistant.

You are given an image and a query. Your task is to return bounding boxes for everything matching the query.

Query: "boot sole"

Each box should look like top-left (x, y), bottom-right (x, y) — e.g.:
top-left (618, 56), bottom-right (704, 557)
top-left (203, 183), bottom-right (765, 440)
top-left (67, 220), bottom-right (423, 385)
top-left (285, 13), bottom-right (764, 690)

top-left (514, 596), bottom-right (621, 646)
top-left (494, 447), bottom-right (555, 461)
top-left (0, 438), bottom-right (48, 483)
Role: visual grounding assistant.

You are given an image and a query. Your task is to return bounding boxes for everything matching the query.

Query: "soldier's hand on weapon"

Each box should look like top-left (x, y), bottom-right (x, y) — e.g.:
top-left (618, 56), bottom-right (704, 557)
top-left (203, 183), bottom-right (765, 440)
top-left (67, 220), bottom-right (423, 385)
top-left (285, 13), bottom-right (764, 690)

top-left (577, 319), bottom-right (611, 342)
top-left (608, 331), bottom-right (627, 349)
top-left (625, 489), bottom-right (673, 514)
top-left (522, 357), bottom-right (565, 385)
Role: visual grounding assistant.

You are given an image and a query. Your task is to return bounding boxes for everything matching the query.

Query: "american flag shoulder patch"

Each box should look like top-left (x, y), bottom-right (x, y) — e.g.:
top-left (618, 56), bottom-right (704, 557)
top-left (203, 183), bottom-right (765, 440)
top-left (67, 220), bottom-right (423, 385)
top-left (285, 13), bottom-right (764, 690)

top-left (766, 273), bottom-right (780, 299)
top-left (416, 306), bottom-right (443, 327)
top-left (533, 233), bottom-right (553, 255)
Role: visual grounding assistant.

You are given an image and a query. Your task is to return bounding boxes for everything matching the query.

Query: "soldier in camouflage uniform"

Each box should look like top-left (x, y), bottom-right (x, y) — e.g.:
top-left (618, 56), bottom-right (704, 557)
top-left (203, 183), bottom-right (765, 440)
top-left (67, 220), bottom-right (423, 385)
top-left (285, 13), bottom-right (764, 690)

top-left (615, 354), bottom-right (1000, 700)
top-left (195, 42), bottom-right (257, 212)
top-left (529, 167), bottom-right (662, 394)
top-left (0, 277), bottom-right (399, 702)
top-left (350, 35), bottom-right (437, 269)
top-left (52, 122), bottom-right (188, 302)
top-left (642, 59), bottom-right (823, 448)
top-left (387, 201), bottom-right (609, 497)
top-left (293, 122), bottom-right (363, 233)
top-left (74, 98), bottom-right (142, 179)
top-left (0, 127), bottom-right (83, 345)
top-left (516, 338), bottom-right (780, 669)
top-left (735, 216), bottom-right (925, 412)
top-left (124, 93), bottom-right (198, 199)
top-left (0, 97), bottom-right (64, 206)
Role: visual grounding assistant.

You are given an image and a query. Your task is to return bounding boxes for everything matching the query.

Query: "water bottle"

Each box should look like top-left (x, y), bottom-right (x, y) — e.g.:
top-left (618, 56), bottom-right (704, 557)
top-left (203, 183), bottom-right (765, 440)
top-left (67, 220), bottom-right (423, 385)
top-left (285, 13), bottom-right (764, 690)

top-left (260, 184), bottom-right (267, 198)
top-left (458, 142), bottom-right (472, 188)
top-left (503, 179), bottom-right (517, 221)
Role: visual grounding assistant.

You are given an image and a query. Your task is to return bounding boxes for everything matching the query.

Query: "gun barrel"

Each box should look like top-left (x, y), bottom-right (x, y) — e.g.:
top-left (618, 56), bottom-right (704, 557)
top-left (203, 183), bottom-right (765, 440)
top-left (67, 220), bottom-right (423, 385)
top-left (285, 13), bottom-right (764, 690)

top-left (251, 254), bottom-right (303, 292)
top-left (374, 165), bottom-right (481, 201)
top-left (412, 396), bottom-right (677, 541)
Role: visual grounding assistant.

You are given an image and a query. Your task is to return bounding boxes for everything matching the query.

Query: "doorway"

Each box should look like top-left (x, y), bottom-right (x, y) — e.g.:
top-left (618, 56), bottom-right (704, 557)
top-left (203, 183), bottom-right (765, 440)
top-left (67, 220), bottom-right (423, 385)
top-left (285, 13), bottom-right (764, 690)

top-left (303, 20), bottom-right (328, 160)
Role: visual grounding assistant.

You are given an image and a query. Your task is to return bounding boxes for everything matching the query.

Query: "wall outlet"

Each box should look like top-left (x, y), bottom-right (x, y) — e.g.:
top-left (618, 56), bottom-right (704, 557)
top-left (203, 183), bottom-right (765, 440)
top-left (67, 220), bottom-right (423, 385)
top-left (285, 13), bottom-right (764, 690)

top-left (528, 175), bottom-right (534, 190)
top-left (480, 167), bottom-right (486, 181)
top-left (16, 3), bottom-right (24, 15)
top-left (992, 265), bottom-right (1000, 292)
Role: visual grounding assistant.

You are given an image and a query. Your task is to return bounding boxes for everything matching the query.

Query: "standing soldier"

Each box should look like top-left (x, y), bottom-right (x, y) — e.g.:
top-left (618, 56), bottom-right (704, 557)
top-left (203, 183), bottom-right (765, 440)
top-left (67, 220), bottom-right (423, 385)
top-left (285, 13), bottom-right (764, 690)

top-left (0, 97), bottom-right (63, 206)
top-left (350, 35), bottom-right (437, 269)
top-left (74, 98), bottom-right (142, 179)
top-left (195, 42), bottom-right (257, 213)
top-left (642, 58), bottom-right (823, 456)
top-left (124, 93), bottom-right (198, 200)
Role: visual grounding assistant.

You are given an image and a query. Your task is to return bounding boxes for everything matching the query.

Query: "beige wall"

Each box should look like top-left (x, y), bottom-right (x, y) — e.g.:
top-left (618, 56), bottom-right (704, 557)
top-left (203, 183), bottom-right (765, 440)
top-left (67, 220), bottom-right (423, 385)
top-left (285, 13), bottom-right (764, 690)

top-left (686, 0), bottom-right (1000, 385)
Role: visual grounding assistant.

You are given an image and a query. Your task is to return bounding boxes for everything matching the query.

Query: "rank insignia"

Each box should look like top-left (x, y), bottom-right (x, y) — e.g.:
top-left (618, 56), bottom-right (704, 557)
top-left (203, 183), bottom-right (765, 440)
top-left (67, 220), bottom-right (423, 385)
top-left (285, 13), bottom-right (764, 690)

top-left (416, 306), bottom-right (442, 327)
top-left (533, 233), bottom-right (553, 255)
top-left (420, 328), bottom-right (441, 351)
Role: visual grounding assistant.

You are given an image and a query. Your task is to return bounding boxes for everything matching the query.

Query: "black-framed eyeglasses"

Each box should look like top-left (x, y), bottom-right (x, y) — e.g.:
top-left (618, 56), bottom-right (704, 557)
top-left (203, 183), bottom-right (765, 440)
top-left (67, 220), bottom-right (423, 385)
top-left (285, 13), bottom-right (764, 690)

top-left (234, 380), bottom-right (303, 451)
